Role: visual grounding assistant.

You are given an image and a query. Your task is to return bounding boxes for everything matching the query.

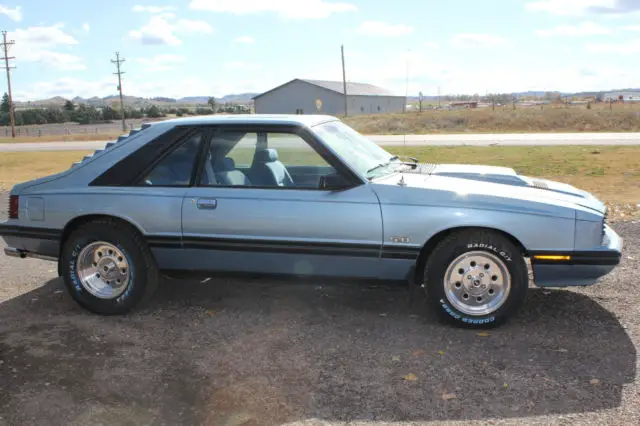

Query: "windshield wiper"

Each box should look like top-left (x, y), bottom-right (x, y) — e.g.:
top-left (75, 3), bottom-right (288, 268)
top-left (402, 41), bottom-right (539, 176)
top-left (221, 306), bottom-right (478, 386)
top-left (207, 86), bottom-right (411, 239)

top-left (366, 162), bottom-right (390, 176)
top-left (366, 156), bottom-right (412, 178)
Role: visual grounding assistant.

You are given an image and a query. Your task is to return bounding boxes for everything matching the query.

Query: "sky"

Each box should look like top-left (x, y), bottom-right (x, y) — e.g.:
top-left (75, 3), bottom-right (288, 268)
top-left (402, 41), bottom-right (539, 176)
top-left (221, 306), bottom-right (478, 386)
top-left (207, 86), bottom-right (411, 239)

top-left (2, 0), bottom-right (640, 100)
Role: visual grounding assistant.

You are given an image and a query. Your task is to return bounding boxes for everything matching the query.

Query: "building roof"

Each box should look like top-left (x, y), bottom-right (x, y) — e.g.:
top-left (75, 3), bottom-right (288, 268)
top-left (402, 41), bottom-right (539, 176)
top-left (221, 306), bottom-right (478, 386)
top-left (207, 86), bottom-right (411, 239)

top-left (253, 78), bottom-right (403, 99)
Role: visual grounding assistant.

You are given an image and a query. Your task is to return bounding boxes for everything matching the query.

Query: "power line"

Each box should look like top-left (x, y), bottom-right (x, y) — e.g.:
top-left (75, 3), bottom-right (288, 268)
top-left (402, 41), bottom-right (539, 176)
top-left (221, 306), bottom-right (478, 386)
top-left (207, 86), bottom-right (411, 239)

top-left (1, 31), bottom-right (16, 138)
top-left (111, 51), bottom-right (126, 132)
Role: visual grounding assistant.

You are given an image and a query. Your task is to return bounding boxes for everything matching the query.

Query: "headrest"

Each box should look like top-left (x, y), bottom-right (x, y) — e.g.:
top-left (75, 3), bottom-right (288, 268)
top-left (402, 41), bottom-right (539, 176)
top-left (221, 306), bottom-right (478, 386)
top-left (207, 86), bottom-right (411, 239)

top-left (255, 148), bottom-right (279, 163)
top-left (214, 157), bottom-right (235, 171)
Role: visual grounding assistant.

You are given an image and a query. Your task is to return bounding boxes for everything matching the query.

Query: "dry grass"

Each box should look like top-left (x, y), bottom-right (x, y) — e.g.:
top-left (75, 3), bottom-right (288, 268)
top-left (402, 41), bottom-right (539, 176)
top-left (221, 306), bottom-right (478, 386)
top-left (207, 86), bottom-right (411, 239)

top-left (0, 151), bottom-right (92, 189)
top-left (0, 134), bottom-right (120, 143)
top-left (344, 104), bottom-right (640, 134)
top-left (385, 145), bottom-right (640, 219)
top-left (0, 146), bottom-right (638, 218)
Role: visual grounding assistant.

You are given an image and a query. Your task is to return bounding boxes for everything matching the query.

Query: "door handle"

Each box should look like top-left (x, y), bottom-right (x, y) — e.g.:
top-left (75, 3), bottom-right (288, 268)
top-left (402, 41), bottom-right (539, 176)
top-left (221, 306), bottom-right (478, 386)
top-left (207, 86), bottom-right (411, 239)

top-left (196, 198), bottom-right (218, 210)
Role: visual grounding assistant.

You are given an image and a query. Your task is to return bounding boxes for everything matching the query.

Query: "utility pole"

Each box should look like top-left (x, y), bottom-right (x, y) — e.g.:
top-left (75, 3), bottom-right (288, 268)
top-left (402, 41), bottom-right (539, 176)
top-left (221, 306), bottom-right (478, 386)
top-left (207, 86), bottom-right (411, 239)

top-left (404, 49), bottom-right (409, 113)
top-left (111, 51), bottom-right (126, 132)
top-left (341, 45), bottom-right (348, 116)
top-left (1, 31), bottom-right (16, 138)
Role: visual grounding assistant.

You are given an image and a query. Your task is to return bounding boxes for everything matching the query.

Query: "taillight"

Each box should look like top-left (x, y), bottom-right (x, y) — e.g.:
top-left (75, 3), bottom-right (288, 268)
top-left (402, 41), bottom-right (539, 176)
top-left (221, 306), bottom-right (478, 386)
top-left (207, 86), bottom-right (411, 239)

top-left (9, 195), bottom-right (18, 219)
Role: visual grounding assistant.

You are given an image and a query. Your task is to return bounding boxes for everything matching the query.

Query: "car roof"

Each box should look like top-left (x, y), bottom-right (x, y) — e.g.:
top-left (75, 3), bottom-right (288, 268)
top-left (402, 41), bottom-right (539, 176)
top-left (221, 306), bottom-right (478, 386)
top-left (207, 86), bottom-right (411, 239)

top-left (149, 114), bottom-right (340, 128)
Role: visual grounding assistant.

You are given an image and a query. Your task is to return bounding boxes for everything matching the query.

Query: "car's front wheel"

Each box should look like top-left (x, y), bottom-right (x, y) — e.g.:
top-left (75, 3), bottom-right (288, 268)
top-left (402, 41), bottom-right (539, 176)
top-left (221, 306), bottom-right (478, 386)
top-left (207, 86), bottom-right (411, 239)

top-left (60, 218), bottom-right (158, 315)
top-left (423, 229), bottom-right (528, 327)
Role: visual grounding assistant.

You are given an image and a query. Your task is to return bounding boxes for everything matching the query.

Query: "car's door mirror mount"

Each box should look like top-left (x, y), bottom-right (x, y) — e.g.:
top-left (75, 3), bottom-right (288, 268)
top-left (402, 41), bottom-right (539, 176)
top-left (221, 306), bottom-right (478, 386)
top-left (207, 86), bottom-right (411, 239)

top-left (319, 173), bottom-right (352, 191)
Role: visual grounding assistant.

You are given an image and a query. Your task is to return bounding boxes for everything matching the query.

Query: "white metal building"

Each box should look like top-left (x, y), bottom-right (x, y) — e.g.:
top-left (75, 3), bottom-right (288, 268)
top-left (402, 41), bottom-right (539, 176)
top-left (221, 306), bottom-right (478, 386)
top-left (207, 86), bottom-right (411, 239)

top-left (602, 91), bottom-right (640, 102)
top-left (253, 79), bottom-right (406, 116)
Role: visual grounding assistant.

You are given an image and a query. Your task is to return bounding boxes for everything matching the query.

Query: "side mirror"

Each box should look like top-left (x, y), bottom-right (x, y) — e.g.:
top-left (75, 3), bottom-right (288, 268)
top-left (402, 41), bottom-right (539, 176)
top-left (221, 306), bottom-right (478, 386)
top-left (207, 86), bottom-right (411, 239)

top-left (319, 173), bottom-right (351, 191)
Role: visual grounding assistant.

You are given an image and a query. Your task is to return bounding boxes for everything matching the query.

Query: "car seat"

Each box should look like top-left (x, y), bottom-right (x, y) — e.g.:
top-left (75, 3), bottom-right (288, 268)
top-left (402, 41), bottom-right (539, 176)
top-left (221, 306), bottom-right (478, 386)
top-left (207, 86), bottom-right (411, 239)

top-left (250, 149), bottom-right (294, 187)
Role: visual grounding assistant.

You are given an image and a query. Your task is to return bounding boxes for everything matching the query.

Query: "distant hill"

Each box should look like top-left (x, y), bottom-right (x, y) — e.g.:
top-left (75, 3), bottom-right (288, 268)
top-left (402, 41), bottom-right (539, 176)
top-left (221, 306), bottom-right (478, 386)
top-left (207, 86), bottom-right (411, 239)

top-left (18, 92), bottom-right (258, 108)
top-left (177, 96), bottom-right (209, 104)
top-left (219, 93), bottom-right (260, 102)
top-left (18, 88), bottom-right (639, 108)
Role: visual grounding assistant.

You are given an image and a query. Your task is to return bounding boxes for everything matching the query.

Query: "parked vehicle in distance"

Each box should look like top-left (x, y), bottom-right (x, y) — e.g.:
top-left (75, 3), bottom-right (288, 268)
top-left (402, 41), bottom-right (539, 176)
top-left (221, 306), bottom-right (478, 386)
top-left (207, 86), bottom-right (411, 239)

top-left (0, 115), bottom-right (623, 326)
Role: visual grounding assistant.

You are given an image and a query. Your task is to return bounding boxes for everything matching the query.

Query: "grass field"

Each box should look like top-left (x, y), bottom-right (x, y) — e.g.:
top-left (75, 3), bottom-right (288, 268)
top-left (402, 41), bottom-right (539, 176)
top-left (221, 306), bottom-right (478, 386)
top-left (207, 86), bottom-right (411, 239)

top-left (344, 104), bottom-right (640, 134)
top-left (0, 146), bottom-right (637, 218)
top-left (0, 134), bottom-right (121, 143)
top-left (1, 104), bottom-right (640, 141)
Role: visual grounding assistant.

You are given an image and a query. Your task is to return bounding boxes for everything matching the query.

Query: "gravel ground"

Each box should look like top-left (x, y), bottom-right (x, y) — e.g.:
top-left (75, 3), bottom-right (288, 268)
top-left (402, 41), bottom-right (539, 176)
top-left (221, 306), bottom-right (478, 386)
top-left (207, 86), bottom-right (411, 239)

top-left (0, 197), bottom-right (638, 425)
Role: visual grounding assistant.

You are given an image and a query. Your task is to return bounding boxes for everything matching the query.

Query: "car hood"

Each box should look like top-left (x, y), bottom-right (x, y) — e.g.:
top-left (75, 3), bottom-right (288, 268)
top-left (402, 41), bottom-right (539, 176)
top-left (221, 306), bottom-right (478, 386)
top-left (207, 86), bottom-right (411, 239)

top-left (373, 163), bottom-right (606, 216)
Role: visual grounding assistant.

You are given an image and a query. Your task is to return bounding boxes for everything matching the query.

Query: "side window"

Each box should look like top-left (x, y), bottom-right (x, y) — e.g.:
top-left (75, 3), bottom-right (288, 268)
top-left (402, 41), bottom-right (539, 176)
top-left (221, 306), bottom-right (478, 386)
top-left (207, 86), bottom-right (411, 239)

top-left (226, 133), bottom-right (258, 167)
top-left (141, 131), bottom-right (203, 186)
top-left (199, 131), bottom-right (337, 189)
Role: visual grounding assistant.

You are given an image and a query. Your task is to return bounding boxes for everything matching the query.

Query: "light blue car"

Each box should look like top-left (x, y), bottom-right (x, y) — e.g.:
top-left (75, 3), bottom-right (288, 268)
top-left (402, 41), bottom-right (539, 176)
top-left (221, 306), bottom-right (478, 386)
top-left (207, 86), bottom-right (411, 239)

top-left (0, 115), bottom-right (622, 326)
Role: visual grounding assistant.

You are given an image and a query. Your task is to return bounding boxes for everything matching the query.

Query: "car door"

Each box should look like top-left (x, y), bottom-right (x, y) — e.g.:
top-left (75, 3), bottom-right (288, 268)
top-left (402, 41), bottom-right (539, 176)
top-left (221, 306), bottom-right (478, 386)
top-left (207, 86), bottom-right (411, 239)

top-left (180, 124), bottom-right (383, 278)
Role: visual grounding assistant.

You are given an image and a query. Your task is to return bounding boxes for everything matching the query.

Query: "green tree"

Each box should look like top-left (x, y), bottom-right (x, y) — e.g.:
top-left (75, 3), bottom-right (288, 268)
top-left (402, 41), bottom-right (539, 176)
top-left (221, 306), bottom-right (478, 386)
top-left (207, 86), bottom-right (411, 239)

top-left (207, 97), bottom-right (217, 113)
top-left (43, 107), bottom-right (66, 123)
top-left (1, 93), bottom-right (9, 113)
top-left (71, 104), bottom-right (100, 124)
top-left (63, 100), bottom-right (75, 111)
top-left (146, 105), bottom-right (163, 118)
top-left (102, 105), bottom-right (121, 121)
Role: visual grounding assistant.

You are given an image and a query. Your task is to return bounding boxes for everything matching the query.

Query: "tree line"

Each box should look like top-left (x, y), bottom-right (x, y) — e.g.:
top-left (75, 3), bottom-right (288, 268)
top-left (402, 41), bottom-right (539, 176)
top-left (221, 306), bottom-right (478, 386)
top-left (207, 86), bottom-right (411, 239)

top-left (0, 94), bottom-right (249, 127)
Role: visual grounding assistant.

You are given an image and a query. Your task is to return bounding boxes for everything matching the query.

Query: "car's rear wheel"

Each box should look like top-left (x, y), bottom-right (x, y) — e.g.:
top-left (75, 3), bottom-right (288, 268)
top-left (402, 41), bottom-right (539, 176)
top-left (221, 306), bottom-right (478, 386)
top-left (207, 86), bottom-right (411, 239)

top-left (60, 218), bottom-right (158, 315)
top-left (422, 229), bottom-right (528, 327)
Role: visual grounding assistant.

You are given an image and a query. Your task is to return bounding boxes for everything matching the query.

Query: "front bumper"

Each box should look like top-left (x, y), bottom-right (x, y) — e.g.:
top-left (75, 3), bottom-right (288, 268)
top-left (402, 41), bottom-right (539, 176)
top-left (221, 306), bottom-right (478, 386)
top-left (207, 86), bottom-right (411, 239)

top-left (531, 225), bottom-right (623, 287)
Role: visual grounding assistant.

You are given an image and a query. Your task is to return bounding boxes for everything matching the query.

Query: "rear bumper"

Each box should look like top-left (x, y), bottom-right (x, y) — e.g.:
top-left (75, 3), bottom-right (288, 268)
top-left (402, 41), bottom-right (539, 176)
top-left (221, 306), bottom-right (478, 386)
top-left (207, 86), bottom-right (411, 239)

top-left (0, 223), bottom-right (61, 261)
top-left (4, 246), bottom-right (57, 261)
top-left (531, 225), bottom-right (623, 287)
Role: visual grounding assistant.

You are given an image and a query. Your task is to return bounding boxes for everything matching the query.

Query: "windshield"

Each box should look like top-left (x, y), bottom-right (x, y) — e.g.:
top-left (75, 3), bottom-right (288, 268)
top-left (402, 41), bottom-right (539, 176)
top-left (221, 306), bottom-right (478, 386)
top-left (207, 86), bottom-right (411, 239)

top-left (313, 121), bottom-right (404, 179)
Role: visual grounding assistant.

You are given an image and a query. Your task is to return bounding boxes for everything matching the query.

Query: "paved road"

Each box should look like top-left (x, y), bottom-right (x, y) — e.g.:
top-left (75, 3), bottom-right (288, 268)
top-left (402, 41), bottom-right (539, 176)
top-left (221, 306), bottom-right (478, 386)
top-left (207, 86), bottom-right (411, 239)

top-left (2, 132), bottom-right (640, 152)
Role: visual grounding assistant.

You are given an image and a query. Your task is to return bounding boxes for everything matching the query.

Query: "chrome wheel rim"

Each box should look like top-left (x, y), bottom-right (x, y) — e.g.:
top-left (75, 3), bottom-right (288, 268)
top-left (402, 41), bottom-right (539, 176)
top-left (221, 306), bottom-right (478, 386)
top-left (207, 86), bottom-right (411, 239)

top-left (444, 251), bottom-right (511, 316)
top-left (76, 241), bottom-right (130, 299)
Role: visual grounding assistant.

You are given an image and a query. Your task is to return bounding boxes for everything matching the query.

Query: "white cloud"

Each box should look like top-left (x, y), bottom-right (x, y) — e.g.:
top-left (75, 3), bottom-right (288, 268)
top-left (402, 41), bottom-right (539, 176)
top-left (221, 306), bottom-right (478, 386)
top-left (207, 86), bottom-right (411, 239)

top-left (132, 5), bottom-right (175, 13)
top-left (13, 74), bottom-right (267, 101)
top-left (355, 21), bottom-right (413, 37)
top-left (129, 15), bottom-right (181, 45)
top-left (622, 25), bottom-right (640, 31)
top-left (137, 54), bottom-right (186, 71)
top-left (14, 77), bottom-right (115, 101)
top-left (189, 0), bottom-right (357, 19)
top-left (0, 5), bottom-right (21, 21)
top-left (82, 22), bottom-right (90, 32)
top-left (526, 0), bottom-right (640, 15)
top-left (10, 24), bottom-right (85, 71)
top-left (535, 21), bottom-right (610, 36)
top-left (128, 14), bottom-right (212, 45)
top-left (451, 33), bottom-right (508, 47)
top-left (585, 38), bottom-right (640, 54)
top-left (235, 35), bottom-right (255, 44)
top-left (350, 48), bottom-right (639, 96)
top-left (423, 41), bottom-right (439, 49)
top-left (174, 19), bottom-right (213, 33)
top-left (13, 23), bottom-right (78, 47)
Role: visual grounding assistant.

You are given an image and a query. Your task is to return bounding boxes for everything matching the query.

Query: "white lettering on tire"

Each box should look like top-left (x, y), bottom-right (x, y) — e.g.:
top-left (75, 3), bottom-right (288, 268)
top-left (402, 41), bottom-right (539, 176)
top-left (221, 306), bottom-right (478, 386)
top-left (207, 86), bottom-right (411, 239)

top-left (439, 298), bottom-right (496, 324)
top-left (467, 243), bottom-right (512, 262)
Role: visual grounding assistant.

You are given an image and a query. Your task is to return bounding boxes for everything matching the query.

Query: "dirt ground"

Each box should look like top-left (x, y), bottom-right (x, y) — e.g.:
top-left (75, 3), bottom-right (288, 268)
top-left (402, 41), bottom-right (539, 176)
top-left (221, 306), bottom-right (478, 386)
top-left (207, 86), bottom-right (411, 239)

top-left (0, 205), bottom-right (638, 425)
